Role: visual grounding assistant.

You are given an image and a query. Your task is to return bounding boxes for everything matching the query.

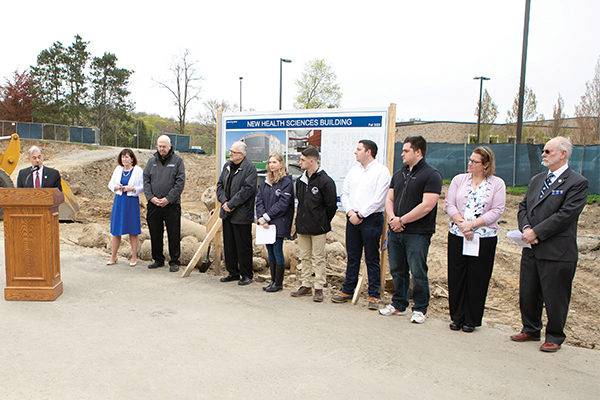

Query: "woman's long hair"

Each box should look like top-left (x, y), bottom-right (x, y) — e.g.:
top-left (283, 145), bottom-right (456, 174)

top-left (266, 152), bottom-right (289, 184)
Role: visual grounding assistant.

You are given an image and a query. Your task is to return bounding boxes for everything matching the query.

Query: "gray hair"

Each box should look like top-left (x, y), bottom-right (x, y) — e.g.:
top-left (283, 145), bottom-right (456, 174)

top-left (232, 141), bottom-right (247, 155)
top-left (28, 145), bottom-right (42, 156)
top-left (157, 135), bottom-right (171, 145)
top-left (552, 136), bottom-right (573, 159)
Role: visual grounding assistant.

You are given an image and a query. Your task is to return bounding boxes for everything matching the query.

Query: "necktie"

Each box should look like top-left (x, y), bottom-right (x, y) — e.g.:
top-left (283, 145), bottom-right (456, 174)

top-left (34, 172), bottom-right (41, 189)
top-left (539, 172), bottom-right (554, 198)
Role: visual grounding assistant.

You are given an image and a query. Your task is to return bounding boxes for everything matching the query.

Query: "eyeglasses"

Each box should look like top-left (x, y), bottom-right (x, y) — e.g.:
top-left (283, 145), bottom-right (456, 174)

top-left (468, 159), bottom-right (482, 164)
top-left (542, 149), bottom-right (552, 154)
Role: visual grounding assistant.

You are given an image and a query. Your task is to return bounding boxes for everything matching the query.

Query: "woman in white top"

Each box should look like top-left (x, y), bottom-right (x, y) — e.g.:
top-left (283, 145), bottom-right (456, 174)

top-left (107, 149), bottom-right (144, 266)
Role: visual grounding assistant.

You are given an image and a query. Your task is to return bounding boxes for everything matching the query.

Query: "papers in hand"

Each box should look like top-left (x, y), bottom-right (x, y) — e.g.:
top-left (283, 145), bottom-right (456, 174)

top-left (507, 230), bottom-right (531, 248)
top-left (463, 234), bottom-right (480, 256)
top-left (255, 224), bottom-right (276, 245)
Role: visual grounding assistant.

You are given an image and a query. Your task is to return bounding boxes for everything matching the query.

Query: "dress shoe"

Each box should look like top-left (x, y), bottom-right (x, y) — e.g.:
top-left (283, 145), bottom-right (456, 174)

top-left (220, 274), bottom-right (240, 282)
top-left (148, 261), bottom-right (164, 269)
top-left (290, 286), bottom-right (312, 297)
top-left (238, 277), bottom-right (253, 286)
top-left (263, 282), bottom-right (275, 291)
top-left (510, 332), bottom-right (540, 342)
top-left (540, 342), bottom-right (561, 352)
top-left (313, 289), bottom-right (323, 302)
top-left (449, 321), bottom-right (462, 331)
top-left (462, 325), bottom-right (475, 333)
top-left (106, 259), bottom-right (118, 265)
top-left (129, 260), bottom-right (137, 267)
top-left (169, 264), bottom-right (179, 272)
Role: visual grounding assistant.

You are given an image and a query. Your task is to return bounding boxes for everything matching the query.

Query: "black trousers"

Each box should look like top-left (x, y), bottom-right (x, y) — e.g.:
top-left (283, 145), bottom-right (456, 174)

top-left (222, 219), bottom-right (253, 279)
top-left (519, 249), bottom-right (576, 345)
top-left (447, 233), bottom-right (497, 327)
top-left (342, 212), bottom-right (383, 298)
top-left (147, 203), bottom-right (181, 265)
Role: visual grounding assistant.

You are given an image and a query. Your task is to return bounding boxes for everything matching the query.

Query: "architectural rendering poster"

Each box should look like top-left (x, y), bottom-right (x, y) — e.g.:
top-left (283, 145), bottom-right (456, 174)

top-left (220, 108), bottom-right (390, 198)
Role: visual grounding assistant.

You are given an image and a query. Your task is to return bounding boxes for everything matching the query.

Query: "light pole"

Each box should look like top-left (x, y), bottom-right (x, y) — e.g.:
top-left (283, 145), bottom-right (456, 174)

top-left (279, 58), bottom-right (292, 110)
top-left (473, 76), bottom-right (490, 144)
top-left (239, 77), bottom-right (243, 112)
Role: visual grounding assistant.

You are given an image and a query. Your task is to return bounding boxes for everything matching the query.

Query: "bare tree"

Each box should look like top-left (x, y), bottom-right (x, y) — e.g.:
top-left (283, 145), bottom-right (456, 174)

top-left (157, 49), bottom-right (202, 135)
top-left (574, 57), bottom-right (600, 172)
top-left (193, 99), bottom-right (235, 154)
top-left (506, 86), bottom-right (544, 142)
top-left (550, 94), bottom-right (567, 138)
top-left (474, 89), bottom-right (498, 142)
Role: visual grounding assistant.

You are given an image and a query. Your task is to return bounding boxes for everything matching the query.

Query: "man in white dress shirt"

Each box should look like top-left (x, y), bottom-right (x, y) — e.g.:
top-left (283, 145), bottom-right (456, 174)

top-left (331, 139), bottom-right (391, 309)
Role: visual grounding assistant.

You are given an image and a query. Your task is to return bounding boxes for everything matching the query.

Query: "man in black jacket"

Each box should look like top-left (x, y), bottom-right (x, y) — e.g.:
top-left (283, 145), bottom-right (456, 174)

top-left (216, 141), bottom-right (258, 286)
top-left (143, 135), bottom-right (186, 272)
top-left (16, 146), bottom-right (62, 191)
top-left (291, 147), bottom-right (337, 302)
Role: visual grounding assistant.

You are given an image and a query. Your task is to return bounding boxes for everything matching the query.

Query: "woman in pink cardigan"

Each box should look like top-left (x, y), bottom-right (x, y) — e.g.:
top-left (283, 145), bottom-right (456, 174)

top-left (445, 146), bottom-right (505, 333)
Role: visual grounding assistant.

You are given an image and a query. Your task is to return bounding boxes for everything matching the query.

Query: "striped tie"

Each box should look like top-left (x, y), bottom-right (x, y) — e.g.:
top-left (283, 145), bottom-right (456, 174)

top-left (539, 173), bottom-right (554, 198)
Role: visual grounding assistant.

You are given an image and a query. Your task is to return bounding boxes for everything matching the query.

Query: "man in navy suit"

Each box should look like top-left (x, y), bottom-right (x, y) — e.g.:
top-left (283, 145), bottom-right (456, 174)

top-left (16, 145), bottom-right (62, 191)
top-left (511, 136), bottom-right (588, 352)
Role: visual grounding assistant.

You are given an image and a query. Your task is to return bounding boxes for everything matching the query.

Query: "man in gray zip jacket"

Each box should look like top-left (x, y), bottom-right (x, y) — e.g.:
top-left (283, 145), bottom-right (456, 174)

top-left (216, 141), bottom-right (257, 285)
top-left (144, 135), bottom-right (186, 272)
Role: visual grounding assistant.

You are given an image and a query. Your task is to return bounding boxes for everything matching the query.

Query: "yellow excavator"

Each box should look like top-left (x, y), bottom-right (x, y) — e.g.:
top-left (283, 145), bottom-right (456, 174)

top-left (0, 133), bottom-right (80, 220)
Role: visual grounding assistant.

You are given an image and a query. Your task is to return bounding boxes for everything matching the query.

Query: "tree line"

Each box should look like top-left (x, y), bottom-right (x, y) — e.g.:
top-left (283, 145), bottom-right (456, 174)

top-left (473, 57), bottom-right (600, 147)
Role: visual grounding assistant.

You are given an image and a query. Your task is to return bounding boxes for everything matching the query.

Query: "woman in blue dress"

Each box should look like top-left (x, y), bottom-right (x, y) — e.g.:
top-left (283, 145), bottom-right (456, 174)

top-left (107, 149), bottom-right (144, 266)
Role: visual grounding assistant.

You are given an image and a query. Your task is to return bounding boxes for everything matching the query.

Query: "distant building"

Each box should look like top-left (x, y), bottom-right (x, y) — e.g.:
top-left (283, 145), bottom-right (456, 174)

top-left (242, 132), bottom-right (285, 162)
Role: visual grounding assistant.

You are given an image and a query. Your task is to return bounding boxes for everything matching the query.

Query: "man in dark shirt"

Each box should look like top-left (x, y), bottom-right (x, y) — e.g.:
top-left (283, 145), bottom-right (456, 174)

top-left (216, 141), bottom-right (258, 286)
top-left (379, 136), bottom-right (442, 324)
top-left (143, 135), bottom-right (186, 272)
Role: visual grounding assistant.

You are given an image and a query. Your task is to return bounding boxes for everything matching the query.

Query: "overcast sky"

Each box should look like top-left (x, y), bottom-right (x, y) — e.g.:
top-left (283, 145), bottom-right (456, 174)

top-left (2, 0), bottom-right (599, 124)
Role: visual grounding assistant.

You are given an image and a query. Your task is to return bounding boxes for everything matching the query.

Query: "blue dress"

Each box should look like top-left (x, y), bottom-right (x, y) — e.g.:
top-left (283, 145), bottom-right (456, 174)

top-left (110, 170), bottom-right (142, 236)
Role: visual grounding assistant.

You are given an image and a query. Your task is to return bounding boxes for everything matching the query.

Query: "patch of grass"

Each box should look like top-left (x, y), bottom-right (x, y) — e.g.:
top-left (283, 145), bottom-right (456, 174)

top-left (506, 186), bottom-right (599, 204)
top-left (442, 179), bottom-right (452, 185)
top-left (86, 144), bottom-right (99, 150)
top-left (587, 194), bottom-right (600, 204)
top-left (506, 186), bottom-right (528, 195)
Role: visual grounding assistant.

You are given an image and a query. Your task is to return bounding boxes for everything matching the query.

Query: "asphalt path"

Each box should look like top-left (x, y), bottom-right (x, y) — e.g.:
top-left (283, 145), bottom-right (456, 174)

top-left (1, 242), bottom-right (598, 399)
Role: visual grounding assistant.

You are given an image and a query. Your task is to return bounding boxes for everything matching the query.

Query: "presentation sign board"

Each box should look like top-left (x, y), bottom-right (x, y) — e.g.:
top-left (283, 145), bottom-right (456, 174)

top-left (219, 108), bottom-right (390, 197)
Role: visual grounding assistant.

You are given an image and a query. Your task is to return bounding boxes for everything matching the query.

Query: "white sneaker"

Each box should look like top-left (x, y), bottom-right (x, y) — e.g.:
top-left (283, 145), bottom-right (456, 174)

top-left (378, 304), bottom-right (408, 316)
top-left (411, 311), bottom-right (426, 324)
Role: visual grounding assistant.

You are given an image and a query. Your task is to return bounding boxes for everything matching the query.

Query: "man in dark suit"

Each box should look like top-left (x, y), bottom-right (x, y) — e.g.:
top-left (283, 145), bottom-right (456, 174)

top-left (16, 145), bottom-right (62, 191)
top-left (511, 136), bottom-right (588, 352)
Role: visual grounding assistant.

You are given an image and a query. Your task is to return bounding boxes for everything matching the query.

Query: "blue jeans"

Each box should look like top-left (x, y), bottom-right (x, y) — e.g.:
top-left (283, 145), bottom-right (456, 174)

top-left (387, 232), bottom-right (431, 314)
top-left (342, 213), bottom-right (383, 298)
top-left (266, 237), bottom-right (284, 265)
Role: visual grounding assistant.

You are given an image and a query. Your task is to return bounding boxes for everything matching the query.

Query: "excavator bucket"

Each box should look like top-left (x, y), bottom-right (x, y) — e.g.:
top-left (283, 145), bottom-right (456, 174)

top-left (58, 178), bottom-right (80, 221)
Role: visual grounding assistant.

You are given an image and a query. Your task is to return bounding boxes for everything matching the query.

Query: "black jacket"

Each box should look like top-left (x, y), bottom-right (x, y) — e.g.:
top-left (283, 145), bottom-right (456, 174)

top-left (143, 147), bottom-right (185, 204)
top-left (216, 157), bottom-right (257, 224)
top-left (16, 166), bottom-right (62, 191)
top-left (295, 169), bottom-right (337, 235)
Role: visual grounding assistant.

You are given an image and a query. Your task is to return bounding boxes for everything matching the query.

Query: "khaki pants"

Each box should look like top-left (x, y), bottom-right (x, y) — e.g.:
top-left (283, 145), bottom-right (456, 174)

top-left (297, 233), bottom-right (327, 290)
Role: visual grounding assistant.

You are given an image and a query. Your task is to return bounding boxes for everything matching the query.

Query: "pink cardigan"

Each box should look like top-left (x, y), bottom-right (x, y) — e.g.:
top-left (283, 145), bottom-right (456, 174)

top-left (445, 174), bottom-right (506, 230)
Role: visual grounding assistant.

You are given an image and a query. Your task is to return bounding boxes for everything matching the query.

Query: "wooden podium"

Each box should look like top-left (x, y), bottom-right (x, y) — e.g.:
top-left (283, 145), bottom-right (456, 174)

top-left (0, 188), bottom-right (64, 301)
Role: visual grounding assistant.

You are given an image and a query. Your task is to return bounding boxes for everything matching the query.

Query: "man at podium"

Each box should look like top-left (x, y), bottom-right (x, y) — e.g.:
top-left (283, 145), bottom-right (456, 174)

top-left (16, 145), bottom-right (62, 191)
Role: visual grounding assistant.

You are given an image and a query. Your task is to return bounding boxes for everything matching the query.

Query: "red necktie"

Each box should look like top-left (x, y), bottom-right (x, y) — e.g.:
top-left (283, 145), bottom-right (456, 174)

top-left (34, 172), bottom-right (40, 188)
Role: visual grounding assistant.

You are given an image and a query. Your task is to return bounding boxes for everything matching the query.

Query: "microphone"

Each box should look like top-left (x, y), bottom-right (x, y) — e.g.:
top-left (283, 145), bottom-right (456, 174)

top-left (32, 165), bottom-right (40, 172)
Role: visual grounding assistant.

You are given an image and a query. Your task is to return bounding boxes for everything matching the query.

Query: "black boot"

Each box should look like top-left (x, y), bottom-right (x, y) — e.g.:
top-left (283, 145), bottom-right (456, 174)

top-left (266, 264), bottom-right (284, 292)
top-left (263, 263), bottom-right (276, 291)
